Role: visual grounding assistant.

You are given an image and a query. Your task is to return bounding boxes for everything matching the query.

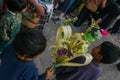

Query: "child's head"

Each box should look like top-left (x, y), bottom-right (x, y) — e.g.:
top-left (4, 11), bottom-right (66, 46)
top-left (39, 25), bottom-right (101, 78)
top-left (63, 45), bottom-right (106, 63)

top-left (12, 29), bottom-right (46, 60)
top-left (6, 0), bottom-right (27, 12)
top-left (92, 41), bottom-right (120, 64)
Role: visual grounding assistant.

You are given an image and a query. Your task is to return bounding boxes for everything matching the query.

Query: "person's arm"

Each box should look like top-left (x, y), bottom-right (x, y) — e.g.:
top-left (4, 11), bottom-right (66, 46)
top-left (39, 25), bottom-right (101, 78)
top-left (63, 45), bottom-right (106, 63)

top-left (101, 0), bottom-right (107, 8)
top-left (39, 67), bottom-right (54, 80)
top-left (27, 0), bottom-right (45, 15)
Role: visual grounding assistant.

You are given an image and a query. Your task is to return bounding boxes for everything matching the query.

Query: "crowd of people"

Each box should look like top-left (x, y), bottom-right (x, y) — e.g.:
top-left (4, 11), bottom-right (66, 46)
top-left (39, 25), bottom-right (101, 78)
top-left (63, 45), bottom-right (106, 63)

top-left (0, 0), bottom-right (120, 80)
top-left (0, 0), bottom-right (53, 80)
top-left (53, 0), bottom-right (120, 34)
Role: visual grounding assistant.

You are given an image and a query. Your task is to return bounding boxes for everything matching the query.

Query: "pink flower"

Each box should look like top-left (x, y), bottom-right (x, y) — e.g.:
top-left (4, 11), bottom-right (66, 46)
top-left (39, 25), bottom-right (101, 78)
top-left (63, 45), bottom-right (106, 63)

top-left (100, 29), bottom-right (108, 36)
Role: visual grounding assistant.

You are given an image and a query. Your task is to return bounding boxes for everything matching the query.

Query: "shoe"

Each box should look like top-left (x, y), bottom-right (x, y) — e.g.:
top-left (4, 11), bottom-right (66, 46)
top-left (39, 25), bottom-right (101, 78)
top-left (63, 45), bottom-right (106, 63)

top-left (116, 63), bottom-right (120, 71)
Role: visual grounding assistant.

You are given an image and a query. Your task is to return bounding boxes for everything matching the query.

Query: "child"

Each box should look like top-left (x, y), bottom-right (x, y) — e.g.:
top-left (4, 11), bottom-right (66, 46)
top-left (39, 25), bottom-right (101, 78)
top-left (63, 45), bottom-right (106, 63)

top-left (99, 0), bottom-right (120, 29)
top-left (55, 41), bottom-right (120, 80)
top-left (0, 0), bottom-right (27, 53)
top-left (0, 29), bottom-right (54, 80)
top-left (74, 0), bottom-right (107, 27)
top-left (94, 0), bottom-right (120, 29)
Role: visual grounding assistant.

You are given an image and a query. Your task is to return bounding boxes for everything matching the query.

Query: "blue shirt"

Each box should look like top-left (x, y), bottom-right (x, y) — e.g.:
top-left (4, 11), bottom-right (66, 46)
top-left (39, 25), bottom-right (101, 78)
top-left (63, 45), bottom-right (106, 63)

top-left (0, 45), bottom-right (46, 80)
top-left (56, 57), bottom-right (103, 80)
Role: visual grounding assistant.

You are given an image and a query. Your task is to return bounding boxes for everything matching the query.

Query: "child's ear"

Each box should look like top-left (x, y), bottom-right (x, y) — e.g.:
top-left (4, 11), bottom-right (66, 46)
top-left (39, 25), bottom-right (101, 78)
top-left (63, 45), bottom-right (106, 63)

top-left (98, 55), bottom-right (102, 60)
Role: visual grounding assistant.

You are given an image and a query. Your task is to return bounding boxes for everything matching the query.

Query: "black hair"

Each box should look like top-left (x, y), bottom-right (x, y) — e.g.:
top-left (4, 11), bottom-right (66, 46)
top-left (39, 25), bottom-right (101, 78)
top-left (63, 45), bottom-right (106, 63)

top-left (12, 28), bottom-right (46, 58)
top-left (99, 41), bottom-right (120, 64)
top-left (6, 0), bottom-right (27, 12)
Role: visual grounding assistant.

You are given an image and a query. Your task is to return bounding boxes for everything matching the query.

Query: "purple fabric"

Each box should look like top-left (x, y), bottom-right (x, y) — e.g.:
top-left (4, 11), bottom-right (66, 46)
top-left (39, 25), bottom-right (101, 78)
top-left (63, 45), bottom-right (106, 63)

top-left (56, 56), bottom-right (103, 80)
top-left (101, 13), bottom-right (109, 21)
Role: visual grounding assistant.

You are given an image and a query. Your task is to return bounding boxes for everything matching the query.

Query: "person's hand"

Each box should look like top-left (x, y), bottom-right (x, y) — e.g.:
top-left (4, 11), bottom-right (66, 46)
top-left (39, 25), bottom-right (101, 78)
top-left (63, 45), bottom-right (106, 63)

top-left (36, 5), bottom-right (45, 16)
top-left (4, 36), bottom-right (10, 41)
top-left (45, 67), bottom-right (54, 80)
top-left (27, 0), bottom-right (45, 15)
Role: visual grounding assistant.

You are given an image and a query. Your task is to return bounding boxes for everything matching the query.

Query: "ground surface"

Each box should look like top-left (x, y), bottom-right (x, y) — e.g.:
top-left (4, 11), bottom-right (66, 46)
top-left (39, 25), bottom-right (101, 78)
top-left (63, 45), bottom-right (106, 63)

top-left (34, 19), bottom-right (120, 80)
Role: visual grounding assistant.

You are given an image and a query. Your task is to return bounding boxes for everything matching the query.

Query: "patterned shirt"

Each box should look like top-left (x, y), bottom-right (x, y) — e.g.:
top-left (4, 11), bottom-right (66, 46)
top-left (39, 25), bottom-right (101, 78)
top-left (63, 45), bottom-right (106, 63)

top-left (0, 10), bottom-right (22, 52)
top-left (0, 9), bottom-right (34, 52)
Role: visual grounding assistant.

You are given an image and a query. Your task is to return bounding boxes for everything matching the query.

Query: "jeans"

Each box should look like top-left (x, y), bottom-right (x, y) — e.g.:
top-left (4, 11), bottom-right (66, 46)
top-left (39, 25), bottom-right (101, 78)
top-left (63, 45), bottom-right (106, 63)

top-left (67, 0), bottom-right (83, 13)
top-left (58, 0), bottom-right (75, 13)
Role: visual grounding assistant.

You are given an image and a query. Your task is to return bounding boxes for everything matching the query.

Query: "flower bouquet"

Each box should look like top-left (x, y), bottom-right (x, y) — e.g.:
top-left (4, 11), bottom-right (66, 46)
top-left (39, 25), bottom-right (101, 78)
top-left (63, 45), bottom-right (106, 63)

top-left (49, 18), bottom-right (108, 71)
